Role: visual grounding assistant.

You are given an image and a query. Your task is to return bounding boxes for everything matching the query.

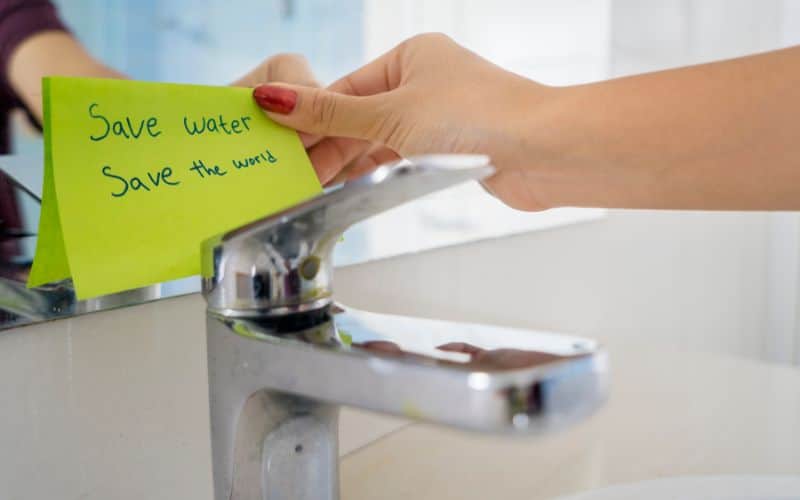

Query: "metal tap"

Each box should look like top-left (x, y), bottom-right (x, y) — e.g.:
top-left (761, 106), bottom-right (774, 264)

top-left (201, 155), bottom-right (609, 500)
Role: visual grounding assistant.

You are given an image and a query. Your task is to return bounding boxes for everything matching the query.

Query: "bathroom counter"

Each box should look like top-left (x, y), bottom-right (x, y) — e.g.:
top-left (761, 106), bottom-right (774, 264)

top-left (0, 293), bottom-right (407, 500)
top-left (2, 290), bottom-right (798, 499)
top-left (340, 339), bottom-right (800, 499)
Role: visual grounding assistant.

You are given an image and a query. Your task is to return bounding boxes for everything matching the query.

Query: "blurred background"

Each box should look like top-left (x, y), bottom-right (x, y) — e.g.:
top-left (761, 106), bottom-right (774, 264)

top-left (8, 0), bottom-right (800, 365)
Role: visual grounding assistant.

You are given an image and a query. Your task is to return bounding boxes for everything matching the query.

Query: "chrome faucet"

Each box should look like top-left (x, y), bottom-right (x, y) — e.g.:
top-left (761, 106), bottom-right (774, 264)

top-left (201, 155), bottom-right (609, 500)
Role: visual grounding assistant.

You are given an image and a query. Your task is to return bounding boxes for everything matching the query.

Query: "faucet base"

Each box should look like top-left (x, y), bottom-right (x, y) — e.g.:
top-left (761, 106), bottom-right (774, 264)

top-left (208, 316), bottom-right (340, 500)
top-left (241, 392), bottom-right (338, 500)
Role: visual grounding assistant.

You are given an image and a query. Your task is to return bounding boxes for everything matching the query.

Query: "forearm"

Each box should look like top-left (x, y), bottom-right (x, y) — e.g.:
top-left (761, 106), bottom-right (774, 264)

top-left (529, 46), bottom-right (800, 210)
top-left (8, 31), bottom-right (123, 120)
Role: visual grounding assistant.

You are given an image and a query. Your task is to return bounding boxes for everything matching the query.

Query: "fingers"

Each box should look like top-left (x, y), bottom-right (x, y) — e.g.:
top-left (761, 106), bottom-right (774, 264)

top-left (232, 53), bottom-right (319, 88)
top-left (307, 137), bottom-right (370, 185)
top-left (264, 53), bottom-right (320, 87)
top-left (480, 170), bottom-right (549, 212)
top-left (298, 132), bottom-right (319, 149)
top-left (344, 146), bottom-right (400, 180)
top-left (327, 41), bottom-right (405, 96)
top-left (246, 43), bottom-right (409, 179)
top-left (232, 53), bottom-right (326, 149)
top-left (307, 136), bottom-right (400, 186)
top-left (299, 53), bottom-right (399, 151)
top-left (253, 83), bottom-right (389, 140)
top-left (296, 48), bottom-right (403, 149)
top-left (252, 37), bottom-right (412, 139)
top-left (327, 146), bottom-right (399, 185)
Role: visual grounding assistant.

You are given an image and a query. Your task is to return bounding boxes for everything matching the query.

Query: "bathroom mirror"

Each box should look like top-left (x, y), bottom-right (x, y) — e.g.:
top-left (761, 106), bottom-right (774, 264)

top-left (2, 1), bottom-right (617, 330)
top-left (12, 0), bottom-right (607, 262)
top-left (0, 156), bottom-right (200, 331)
top-left (0, 148), bottom-right (597, 333)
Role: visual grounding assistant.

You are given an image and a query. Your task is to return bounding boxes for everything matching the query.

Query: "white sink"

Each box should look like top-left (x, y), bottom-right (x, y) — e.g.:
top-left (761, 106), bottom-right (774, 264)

top-left (555, 476), bottom-right (800, 500)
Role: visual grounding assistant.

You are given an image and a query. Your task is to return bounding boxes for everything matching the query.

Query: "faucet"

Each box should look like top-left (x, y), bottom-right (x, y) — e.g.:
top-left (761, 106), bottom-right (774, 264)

top-left (202, 155), bottom-right (609, 500)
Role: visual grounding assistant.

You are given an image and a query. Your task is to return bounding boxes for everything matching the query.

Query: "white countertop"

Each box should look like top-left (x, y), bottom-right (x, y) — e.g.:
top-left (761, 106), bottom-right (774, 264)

top-left (340, 339), bottom-right (800, 499)
top-left (1, 291), bottom-right (798, 499)
top-left (0, 293), bottom-right (406, 500)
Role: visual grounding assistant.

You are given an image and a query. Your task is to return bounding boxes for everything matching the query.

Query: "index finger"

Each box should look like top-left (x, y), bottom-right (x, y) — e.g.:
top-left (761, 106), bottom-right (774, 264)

top-left (232, 53), bottom-right (319, 88)
top-left (300, 45), bottom-right (404, 150)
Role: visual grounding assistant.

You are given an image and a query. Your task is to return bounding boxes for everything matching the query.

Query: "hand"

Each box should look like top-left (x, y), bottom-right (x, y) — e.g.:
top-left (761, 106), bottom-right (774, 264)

top-left (9, 32), bottom-right (125, 120)
top-left (232, 52), bottom-right (319, 89)
top-left (251, 34), bottom-right (555, 211)
top-left (232, 53), bottom-right (320, 147)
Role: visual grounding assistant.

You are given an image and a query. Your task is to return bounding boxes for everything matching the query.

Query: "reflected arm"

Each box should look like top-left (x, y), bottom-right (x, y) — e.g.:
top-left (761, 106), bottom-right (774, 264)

top-left (8, 31), bottom-right (123, 120)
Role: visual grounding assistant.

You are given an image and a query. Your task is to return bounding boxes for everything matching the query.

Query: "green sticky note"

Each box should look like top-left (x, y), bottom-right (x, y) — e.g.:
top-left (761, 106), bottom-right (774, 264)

top-left (28, 77), bottom-right (321, 299)
top-left (27, 79), bottom-right (70, 287)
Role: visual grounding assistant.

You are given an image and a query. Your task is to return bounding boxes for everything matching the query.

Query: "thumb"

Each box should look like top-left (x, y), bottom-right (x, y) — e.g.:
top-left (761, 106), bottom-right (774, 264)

top-left (253, 83), bottom-right (383, 140)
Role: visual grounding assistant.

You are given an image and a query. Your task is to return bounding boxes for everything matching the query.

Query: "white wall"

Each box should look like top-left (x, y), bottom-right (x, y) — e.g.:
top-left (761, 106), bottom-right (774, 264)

top-left (345, 0), bottom-right (800, 362)
top-left (610, 0), bottom-right (800, 362)
top-left (340, 1), bottom-right (611, 267)
top-left (338, 210), bottom-right (769, 359)
top-left (363, 0), bottom-right (611, 84)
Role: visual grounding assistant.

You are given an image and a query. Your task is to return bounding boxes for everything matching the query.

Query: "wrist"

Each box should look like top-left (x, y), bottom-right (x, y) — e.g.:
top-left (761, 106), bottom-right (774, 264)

top-left (499, 79), bottom-right (575, 209)
top-left (514, 80), bottom-right (662, 209)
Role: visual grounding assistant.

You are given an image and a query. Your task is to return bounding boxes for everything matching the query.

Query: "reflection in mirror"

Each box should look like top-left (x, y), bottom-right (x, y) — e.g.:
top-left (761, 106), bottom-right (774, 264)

top-left (15, 0), bottom-right (606, 266)
top-left (0, 159), bottom-right (200, 332)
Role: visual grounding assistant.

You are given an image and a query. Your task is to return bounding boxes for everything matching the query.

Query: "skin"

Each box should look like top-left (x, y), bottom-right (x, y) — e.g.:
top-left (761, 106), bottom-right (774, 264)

top-left (8, 31), bottom-right (123, 120)
top-left (8, 30), bottom-right (317, 121)
top-left (232, 52), bottom-right (319, 91)
top-left (254, 33), bottom-right (800, 211)
top-left (231, 53), bottom-right (320, 147)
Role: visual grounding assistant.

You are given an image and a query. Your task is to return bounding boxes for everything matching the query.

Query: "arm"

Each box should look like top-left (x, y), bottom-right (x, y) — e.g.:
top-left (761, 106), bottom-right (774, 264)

top-left (0, 0), bottom-right (122, 122)
top-left (250, 34), bottom-right (800, 211)
top-left (8, 31), bottom-right (123, 120)
top-left (527, 45), bottom-right (800, 210)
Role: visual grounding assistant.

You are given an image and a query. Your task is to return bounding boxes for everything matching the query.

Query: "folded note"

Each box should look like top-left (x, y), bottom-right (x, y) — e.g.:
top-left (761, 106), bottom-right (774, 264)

top-left (28, 77), bottom-right (321, 299)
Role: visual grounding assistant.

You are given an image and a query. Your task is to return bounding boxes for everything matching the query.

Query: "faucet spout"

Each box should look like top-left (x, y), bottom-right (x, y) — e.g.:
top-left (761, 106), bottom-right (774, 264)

top-left (207, 306), bottom-right (608, 500)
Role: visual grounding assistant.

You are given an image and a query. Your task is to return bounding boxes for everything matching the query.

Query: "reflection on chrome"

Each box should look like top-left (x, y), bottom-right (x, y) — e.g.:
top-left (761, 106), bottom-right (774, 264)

top-left (208, 304), bottom-right (607, 500)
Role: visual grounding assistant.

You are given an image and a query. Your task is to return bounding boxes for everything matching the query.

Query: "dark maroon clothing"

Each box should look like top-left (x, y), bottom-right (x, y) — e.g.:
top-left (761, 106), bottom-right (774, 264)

top-left (0, 0), bottom-right (66, 154)
top-left (0, 1), bottom-right (65, 264)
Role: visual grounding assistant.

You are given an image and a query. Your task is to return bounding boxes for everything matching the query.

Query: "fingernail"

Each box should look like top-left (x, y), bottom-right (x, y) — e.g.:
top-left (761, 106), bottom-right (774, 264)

top-left (253, 85), bottom-right (297, 114)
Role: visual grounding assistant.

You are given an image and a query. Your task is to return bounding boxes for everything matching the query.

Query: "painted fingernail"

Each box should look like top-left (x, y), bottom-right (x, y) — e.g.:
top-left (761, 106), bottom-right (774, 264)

top-left (253, 85), bottom-right (297, 114)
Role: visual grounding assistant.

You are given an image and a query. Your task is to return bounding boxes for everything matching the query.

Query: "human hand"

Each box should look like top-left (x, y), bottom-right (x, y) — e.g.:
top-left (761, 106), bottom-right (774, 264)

top-left (232, 53), bottom-right (320, 147)
top-left (251, 34), bottom-right (556, 210)
top-left (232, 52), bottom-right (319, 89)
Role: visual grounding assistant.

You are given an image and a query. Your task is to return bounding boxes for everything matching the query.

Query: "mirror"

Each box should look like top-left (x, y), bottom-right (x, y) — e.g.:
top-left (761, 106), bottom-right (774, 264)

top-left (0, 156), bottom-right (200, 331)
top-left (13, 0), bottom-right (606, 263)
top-left (3, 1), bottom-right (618, 330)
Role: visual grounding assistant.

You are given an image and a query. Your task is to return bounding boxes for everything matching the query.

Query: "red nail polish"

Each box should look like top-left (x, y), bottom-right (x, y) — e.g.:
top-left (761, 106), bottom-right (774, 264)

top-left (253, 85), bottom-right (297, 114)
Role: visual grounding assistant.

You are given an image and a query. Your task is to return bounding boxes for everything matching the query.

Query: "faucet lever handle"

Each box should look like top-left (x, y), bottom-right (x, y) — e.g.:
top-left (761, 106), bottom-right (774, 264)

top-left (202, 154), bottom-right (494, 318)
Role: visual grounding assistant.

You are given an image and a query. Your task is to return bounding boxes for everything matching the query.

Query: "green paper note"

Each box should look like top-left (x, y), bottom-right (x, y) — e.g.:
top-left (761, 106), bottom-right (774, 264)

top-left (27, 78), bottom-right (70, 286)
top-left (28, 77), bottom-right (321, 299)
